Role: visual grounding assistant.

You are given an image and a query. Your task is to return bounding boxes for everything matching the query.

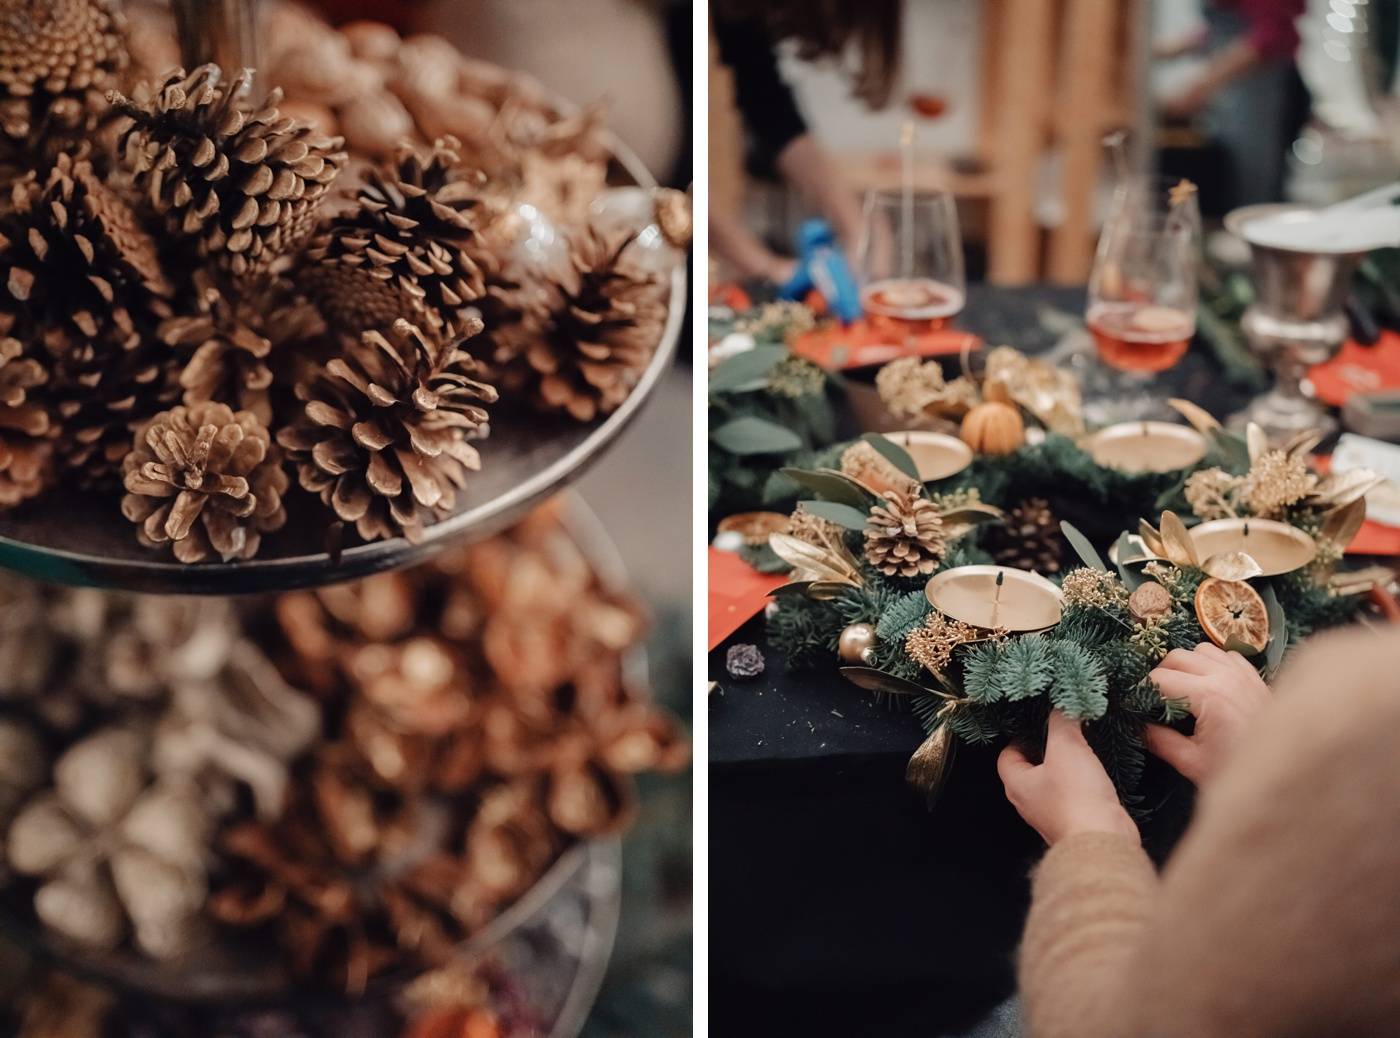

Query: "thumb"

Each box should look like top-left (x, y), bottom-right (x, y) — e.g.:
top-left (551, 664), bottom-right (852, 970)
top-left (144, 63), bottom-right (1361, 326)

top-left (1045, 709), bottom-right (1090, 757)
top-left (1144, 724), bottom-right (1203, 783)
top-left (996, 742), bottom-right (1034, 786)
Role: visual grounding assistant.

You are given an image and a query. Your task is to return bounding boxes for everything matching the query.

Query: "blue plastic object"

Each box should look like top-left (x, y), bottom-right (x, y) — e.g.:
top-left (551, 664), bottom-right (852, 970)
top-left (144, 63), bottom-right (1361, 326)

top-left (775, 218), bottom-right (863, 324)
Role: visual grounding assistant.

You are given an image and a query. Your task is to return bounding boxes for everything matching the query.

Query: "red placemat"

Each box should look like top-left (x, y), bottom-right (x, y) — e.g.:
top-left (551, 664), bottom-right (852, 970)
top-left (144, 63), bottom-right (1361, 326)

top-left (1309, 331), bottom-right (1400, 407)
top-left (790, 320), bottom-right (981, 371)
top-left (708, 548), bottom-right (787, 651)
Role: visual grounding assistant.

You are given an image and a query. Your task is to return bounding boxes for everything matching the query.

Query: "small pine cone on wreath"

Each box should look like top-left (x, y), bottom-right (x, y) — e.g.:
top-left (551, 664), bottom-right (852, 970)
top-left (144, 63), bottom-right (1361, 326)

top-left (121, 401), bottom-right (289, 563)
top-left (0, 0), bottom-right (129, 160)
top-left (108, 64), bottom-right (347, 278)
top-left (514, 226), bottom-right (667, 423)
top-left (277, 318), bottom-right (498, 544)
top-left (864, 488), bottom-right (947, 578)
top-left (300, 135), bottom-right (488, 340)
top-left (983, 497), bottom-right (1067, 575)
top-left (0, 336), bottom-right (53, 507)
top-left (0, 152), bottom-right (175, 481)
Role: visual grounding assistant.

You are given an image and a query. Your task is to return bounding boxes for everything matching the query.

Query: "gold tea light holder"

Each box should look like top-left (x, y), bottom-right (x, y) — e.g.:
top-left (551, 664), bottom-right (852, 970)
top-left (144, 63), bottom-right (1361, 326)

top-left (1083, 421), bottom-right (1208, 474)
top-left (925, 565), bottom-right (1064, 632)
top-left (884, 430), bottom-right (974, 482)
top-left (1190, 518), bottom-right (1317, 577)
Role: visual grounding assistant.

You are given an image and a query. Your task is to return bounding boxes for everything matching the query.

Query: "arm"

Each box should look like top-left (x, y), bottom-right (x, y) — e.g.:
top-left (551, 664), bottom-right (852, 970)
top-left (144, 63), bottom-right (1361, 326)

top-left (775, 134), bottom-right (865, 252)
top-left (999, 712), bottom-right (1152, 1038)
top-left (708, 205), bottom-right (796, 283)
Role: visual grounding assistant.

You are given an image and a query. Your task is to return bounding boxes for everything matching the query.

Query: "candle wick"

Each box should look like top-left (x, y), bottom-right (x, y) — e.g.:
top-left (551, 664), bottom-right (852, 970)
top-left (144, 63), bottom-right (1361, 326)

top-left (991, 570), bottom-right (1004, 629)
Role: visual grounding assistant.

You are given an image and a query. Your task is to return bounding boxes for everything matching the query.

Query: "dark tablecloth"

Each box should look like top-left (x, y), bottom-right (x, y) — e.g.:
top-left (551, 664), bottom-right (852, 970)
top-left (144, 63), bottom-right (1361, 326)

top-left (709, 285), bottom-right (1243, 1036)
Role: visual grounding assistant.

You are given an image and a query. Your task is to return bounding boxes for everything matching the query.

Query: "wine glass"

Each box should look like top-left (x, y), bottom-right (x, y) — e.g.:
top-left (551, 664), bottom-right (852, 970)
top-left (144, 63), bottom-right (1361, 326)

top-left (855, 188), bottom-right (965, 348)
top-left (1083, 176), bottom-right (1201, 421)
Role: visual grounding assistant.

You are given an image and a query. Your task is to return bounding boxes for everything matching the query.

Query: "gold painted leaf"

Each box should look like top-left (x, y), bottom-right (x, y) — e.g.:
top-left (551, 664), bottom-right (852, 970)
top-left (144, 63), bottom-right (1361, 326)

top-left (1201, 550), bottom-right (1264, 582)
top-left (1246, 423), bottom-right (1270, 465)
top-left (769, 532), bottom-right (862, 586)
top-left (1166, 398), bottom-right (1221, 435)
top-left (840, 666), bottom-right (950, 698)
top-left (1308, 469), bottom-right (1384, 510)
top-left (1159, 510), bottom-right (1199, 567)
top-left (1320, 497), bottom-right (1367, 548)
top-left (1138, 519), bottom-right (1167, 558)
top-left (1283, 429), bottom-right (1324, 459)
top-left (905, 723), bottom-right (955, 804)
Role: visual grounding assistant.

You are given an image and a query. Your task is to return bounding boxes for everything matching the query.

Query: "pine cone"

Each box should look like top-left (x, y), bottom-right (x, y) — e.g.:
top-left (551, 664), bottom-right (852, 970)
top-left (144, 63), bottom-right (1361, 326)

top-left (109, 64), bottom-right (347, 278)
top-left (983, 497), bottom-right (1067, 575)
top-left (0, 151), bottom-right (174, 479)
top-left (160, 271), bottom-right (323, 425)
top-left (300, 136), bottom-right (487, 339)
top-left (277, 318), bottom-right (498, 544)
top-left (121, 401), bottom-right (289, 563)
top-left (864, 488), bottom-right (947, 578)
top-left (515, 227), bottom-right (666, 423)
top-left (0, 335), bottom-right (52, 506)
top-left (0, 0), bottom-right (129, 156)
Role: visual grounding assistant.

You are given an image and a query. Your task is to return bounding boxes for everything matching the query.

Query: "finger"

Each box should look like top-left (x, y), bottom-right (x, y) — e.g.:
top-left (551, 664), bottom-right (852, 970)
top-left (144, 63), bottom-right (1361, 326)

top-left (1044, 709), bottom-right (1091, 758)
top-left (1143, 724), bottom-right (1204, 783)
top-left (997, 743), bottom-right (1035, 785)
top-left (1157, 647), bottom-right (1218, 676)
top-left (1146, 668), bottom-right (1217, 714)
top-left (1193, 641), bottom-right (1231, 662)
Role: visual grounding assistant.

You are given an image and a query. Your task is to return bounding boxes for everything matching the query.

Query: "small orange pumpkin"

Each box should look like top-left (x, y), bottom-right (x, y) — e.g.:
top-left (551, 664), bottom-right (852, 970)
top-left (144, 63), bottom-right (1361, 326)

top-left (959, 401), bottom-right (1024, 455)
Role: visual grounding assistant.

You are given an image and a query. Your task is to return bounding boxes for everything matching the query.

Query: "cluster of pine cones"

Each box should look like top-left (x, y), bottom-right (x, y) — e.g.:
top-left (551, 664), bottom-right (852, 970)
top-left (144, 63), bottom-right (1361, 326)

top-left (0, 0), bottom-right (677, 560)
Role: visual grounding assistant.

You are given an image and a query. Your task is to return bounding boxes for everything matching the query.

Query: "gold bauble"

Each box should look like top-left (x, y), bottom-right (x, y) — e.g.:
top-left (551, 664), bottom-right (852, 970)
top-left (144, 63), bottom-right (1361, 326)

top-left (837, 622), bottom-right (878, 664)
top-left (960, 401), bottom-right (1025, 456)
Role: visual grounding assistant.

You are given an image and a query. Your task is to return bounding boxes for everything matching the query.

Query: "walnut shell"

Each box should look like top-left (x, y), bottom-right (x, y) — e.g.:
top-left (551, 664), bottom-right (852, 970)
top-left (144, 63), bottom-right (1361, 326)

top-left (960, 401), bottom-right (1025, 456)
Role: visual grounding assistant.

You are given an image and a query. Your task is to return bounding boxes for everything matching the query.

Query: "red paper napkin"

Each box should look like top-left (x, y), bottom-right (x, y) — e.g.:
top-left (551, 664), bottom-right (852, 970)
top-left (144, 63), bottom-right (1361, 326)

top-left (708, 547), bottom-right (787, 651)
top-left (1309, 331), bottom-right (1400, 407)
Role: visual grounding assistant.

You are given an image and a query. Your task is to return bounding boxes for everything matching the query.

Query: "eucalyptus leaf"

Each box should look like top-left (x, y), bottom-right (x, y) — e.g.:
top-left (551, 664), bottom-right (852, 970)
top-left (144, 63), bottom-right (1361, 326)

top-left (708, 346), bottom-right (788, 394)
top-left (1223, 636), bottom-right (1263, 658)
top-left (1261, 582), bottom-right (1286, 675)
top-left (711, 416), bottom-right (804, 455)
top-left (861, 432), bottom-right (921, 481)
top-left (1114, 532), bottom-right (1147, 591)
top-left (1209, 427), bottom-right (1252, 472)
top-left (780, 467), bottom-right (875, 508)
top-left (799, 500), bottom-right (870, 530)
top-left (1060, 521), bottom-right (1108, 571)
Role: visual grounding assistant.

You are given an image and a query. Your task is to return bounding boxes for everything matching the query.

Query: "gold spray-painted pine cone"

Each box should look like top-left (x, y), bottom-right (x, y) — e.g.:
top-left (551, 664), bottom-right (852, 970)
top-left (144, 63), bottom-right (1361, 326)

top-left (108, 64), bottom-right (346, 278)
top-left (300, 136), bottom-right (487, 339)
top-left (864, 488), bottom-right (947, 578)
top-left (277, 318), bottom-right (498, 545)
top-left (121, 401), bottom-right (289, 563)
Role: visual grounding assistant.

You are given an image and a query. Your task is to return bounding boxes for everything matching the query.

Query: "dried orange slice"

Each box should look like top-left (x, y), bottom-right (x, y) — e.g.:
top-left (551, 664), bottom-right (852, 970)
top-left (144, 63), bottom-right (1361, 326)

top-left (1194, 577), bottom-right (1269, 653)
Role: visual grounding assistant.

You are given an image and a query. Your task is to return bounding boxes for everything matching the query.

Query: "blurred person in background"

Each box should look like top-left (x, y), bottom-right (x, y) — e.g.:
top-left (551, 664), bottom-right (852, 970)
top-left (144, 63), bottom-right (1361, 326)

top-left (1155, 0), bottom-right (1309, 207)
top-left (997, 632), bottom-right (1400, 1037)
top-left (709, 0), bottom-right (900, 285)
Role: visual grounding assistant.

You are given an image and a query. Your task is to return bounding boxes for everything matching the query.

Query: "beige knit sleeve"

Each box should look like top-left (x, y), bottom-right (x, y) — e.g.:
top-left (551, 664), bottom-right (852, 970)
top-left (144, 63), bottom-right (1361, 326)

top-left (1017, 831), bottom-right (1157, 1038)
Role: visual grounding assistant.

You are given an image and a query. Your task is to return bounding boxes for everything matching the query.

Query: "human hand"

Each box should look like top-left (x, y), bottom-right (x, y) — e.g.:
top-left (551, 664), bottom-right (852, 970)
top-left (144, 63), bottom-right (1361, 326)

top-left (1144, 643), bottom-right (1271, 785)
top-left (763, 254), bottom-right (799, 287)
top-left (998, 711), bottom-right (1138, 846)
top-left (1161, 78), bottom-right (1213, 122)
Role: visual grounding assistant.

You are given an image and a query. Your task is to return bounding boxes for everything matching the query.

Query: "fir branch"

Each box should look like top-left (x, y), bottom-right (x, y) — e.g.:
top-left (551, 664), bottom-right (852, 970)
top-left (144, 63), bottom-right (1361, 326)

top-left (1048, 641), bottom-right (1109, 720)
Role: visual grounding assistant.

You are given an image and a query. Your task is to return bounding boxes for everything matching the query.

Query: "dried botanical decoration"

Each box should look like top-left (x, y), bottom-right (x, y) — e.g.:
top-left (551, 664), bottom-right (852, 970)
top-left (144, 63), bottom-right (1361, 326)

top-left (121, 402), bottom-right (289, 563)
top-left (6, 727), bottom-right (213, 959)
top-left (864, 488), bottom-right (947, 578)
top-left (159, 271), bottom-right (323, 425)
top-left (725, 643), bottom-right (764, 680)
top-left (302, 136), bottom-right (487, 339)
top-left (1184, 467), bottom-right (1243, 521)
top-left (277, 318), bottom-right (497, 543)
top-left (784, 505), bottom-right (845, 548)
top-left (840, 440), bottom-right (921, 498)
top-left (905, 613), bottom-right (981, 676)
top-left (109, 64), bottom-right (347, 278)
top-left (0, 335), bottom-right (53, 506)
top-left (876, 355), bottom-right (979, 422)
top-left (1194, 576), bottom-right (1270, 652)
top-left (0, 0), bottom-right (129, 156)
top-left (0, 152), bottom-right (174, 479)
top-left (514, 226), bottom-right (667, 422)
top-left (1238, 447), bottom-right (1317, 518)
top-left (0, 717), bottom-right (44, 819)
top-left (1060, 567), bottom-right (1129, 610)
